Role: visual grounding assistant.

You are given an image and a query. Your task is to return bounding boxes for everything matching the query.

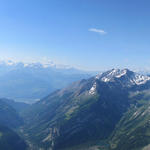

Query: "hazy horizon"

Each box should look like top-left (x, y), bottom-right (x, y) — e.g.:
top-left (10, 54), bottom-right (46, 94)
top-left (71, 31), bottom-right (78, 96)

top-left (0, 0), bottom-right (150, 70)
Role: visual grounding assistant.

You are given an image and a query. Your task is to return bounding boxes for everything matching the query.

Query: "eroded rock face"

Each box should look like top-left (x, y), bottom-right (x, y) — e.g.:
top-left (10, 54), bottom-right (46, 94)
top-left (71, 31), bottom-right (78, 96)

top-left (42, 127), bottom-right (60, 149)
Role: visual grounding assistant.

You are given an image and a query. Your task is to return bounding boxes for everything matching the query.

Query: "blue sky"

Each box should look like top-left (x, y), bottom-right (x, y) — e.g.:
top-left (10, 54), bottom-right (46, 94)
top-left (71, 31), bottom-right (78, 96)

top-left (0, 0), bottom-right (150, 70)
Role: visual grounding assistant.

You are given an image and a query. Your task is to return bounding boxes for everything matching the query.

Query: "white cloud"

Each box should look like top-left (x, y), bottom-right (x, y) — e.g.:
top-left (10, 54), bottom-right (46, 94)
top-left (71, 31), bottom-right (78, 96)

top-left (88, 28), bottom-right (107, 35)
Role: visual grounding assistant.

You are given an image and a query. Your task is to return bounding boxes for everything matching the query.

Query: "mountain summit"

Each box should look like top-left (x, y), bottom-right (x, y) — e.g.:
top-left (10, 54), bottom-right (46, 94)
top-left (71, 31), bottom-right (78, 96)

top-left (89, 69), bottom-right (150, 95)
top-left (95, 68), bottom-right (150, 85)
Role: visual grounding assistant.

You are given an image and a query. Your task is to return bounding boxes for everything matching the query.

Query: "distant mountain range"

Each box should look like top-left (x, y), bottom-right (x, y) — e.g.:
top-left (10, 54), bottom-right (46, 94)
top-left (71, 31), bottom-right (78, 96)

top-left (22, 68), bottom-right (150, 150)
top-left (0, 60), bottom-right (92, 103)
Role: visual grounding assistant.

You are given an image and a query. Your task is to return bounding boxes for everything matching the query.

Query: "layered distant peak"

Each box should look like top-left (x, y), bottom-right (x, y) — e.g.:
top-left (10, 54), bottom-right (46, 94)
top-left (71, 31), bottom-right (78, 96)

top-left (95, 68), bottom-right (150, 86)
top-left (0, 59), bottom-right (71, 69)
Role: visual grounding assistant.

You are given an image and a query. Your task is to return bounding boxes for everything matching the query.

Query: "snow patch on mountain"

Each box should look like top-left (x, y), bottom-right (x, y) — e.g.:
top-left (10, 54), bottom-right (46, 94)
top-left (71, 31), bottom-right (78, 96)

top-left (89, 82), bottom-right (97, 95)
top-left (132, 74), bottom-right (150, 85)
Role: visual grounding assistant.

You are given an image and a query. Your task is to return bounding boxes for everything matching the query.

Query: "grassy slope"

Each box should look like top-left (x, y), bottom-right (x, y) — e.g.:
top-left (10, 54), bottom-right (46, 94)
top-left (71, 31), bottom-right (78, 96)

top-left (109, 98), bottom-right (150, 150)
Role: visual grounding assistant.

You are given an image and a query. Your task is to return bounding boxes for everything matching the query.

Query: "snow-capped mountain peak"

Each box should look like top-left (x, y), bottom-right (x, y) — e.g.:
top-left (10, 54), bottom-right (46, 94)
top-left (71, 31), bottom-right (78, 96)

top-left (96, 69), bottom-right (150, 86)
top-left (89, 69), bottom-right (150, 95)
top-left (95, 69), bottom-right (129, 80)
